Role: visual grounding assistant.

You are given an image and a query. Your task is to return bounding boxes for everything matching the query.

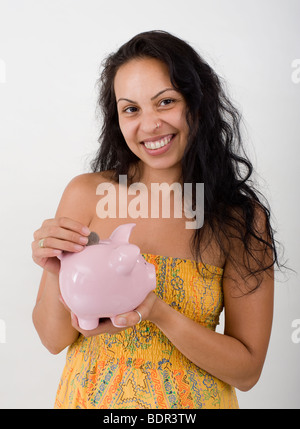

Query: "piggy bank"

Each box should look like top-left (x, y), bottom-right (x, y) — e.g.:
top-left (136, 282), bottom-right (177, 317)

top-left (58, 223), bottom-right (156, 330)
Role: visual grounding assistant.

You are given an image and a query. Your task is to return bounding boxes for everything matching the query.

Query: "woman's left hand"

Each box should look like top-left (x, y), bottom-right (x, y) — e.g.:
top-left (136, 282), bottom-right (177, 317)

top-left (68, 291), bottom-right (159, 338)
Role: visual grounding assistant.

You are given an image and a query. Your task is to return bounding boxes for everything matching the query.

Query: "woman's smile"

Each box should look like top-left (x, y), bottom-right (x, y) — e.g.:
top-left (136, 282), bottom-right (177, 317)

top-left (141, 133), bottom-right (175, 154)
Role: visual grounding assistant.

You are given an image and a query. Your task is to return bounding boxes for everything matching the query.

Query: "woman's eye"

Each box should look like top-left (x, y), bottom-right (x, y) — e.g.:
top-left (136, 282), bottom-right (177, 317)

top-left (123, 106), bottom-right (138, 114)
top-left (160, 98), bottom-right (175, 107)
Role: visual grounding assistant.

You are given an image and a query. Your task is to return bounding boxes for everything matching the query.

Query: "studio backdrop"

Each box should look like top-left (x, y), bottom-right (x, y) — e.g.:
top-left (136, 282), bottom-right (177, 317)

top-left (0, 0), bottom-right (299, 409)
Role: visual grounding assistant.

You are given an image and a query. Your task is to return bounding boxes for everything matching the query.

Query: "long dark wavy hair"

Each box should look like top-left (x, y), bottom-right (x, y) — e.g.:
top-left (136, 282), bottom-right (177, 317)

top-left (91, 30), bottom-right (283, 293)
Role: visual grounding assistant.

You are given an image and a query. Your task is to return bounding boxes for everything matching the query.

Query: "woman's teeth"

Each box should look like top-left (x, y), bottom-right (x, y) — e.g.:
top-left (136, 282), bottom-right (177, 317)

top-left (144, 135), bottom-right (173, 150)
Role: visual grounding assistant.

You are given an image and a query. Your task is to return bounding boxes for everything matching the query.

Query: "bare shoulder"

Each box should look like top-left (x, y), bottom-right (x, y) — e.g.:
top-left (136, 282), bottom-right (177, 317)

top-left (56, 171), bottom-right (116, 226)
top-left (66, 170), bottom-right (115, 188)
top-left (62, 171), bottom-right (117, 197)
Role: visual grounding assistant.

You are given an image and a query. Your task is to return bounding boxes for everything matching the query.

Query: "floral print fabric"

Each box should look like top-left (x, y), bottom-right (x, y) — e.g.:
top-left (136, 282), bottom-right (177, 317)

top-left (54, 254), bottom-right (238, 409)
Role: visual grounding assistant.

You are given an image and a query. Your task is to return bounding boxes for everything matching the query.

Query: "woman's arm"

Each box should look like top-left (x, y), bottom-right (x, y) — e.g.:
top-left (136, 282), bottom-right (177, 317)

top-left (33, 270), bottom-right (80, 354)
top-left (32, 175), bottom-right (95, 354)
top-left (149, 274), bottom-right (273, 392)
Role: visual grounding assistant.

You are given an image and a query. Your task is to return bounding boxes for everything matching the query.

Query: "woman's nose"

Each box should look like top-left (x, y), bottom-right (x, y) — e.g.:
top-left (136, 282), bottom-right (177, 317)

top-left (139, 111), bottom-right (162, 134)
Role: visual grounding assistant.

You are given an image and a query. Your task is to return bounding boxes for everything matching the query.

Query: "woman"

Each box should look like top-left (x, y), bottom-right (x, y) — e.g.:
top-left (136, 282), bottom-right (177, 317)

top-left (32, 31), bottom-right (278, 409)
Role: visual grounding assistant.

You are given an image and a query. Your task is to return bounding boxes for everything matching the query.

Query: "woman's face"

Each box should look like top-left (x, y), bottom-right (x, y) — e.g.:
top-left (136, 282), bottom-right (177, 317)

top-left (114, 57), bottom-right (189, 174)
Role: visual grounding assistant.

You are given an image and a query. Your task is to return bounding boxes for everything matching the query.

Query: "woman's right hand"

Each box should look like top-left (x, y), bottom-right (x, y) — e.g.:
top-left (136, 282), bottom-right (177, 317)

top-left (32, 217), bottom-right (91, 275)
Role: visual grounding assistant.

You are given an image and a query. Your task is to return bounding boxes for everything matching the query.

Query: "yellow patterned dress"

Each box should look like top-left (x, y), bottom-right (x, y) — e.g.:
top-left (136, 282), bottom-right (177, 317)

top-left (54, 254), bottom-right (239, 409)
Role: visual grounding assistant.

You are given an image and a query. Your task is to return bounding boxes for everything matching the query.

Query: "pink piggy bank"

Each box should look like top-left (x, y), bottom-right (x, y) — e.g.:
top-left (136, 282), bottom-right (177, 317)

top-left (58, 223), bottom-right (156, 330)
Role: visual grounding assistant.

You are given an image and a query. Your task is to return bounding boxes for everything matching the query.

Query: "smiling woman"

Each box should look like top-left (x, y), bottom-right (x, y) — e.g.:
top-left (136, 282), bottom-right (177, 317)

top-left (32, 30), bottom-right (282, 409)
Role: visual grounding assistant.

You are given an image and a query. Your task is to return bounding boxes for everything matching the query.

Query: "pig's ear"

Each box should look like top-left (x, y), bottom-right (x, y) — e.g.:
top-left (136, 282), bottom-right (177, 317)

top-left (109, 223), bottom-right (136, 243)
top-left (109, 244), bottom-right (140, 275)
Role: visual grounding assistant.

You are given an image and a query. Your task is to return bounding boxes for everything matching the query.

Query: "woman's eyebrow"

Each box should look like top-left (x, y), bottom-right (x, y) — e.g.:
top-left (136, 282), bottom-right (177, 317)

top-left (150, 87), bottom-right (177, 100)
top-left (117, 87), bottom-right (177, 104)
top-left (117, 97), bottom-right (135, 104)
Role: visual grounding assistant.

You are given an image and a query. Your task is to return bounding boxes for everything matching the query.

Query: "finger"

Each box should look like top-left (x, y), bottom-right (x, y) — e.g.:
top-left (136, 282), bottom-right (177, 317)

top-left (32, 240), bottom-right (62, 257)
top-left (42, 226), bottom-right (89, 246)
top-left (34, 217), bottom-right (90, 241)
top-left (111, 309), bottom-right (142, 328)
top-left (35, 236), bottom-right (85, 253)
top-left (45, 226), bottom-right (89, 246)
top-left (34, 219), bottom-right (58, 240)
top-left (56, 217), bottom-right (90, 236)
top-left (32, 225), bottom-right (88, 252)
top-left (36, 238), bottom-right (85, 254)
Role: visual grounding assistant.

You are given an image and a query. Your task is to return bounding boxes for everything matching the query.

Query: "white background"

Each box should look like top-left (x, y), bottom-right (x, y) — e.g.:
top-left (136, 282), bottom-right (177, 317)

top-left (0, 0), bottom-right (299, 409)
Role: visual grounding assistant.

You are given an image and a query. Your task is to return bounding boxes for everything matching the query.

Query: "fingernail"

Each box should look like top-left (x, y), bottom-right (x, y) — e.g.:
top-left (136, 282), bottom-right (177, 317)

top-left (112, 317), bottom-right (127, 327)
top-left (82, 226), bottom-right (90, 236)
top-left (74, 244), bottom-right (84, 251)
top-left (79, 236), bottom-right (89, 245)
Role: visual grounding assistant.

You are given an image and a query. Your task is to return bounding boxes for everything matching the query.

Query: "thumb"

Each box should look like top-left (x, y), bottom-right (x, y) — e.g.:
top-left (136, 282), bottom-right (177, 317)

top-left (111, 309), bottom-right (142, 328)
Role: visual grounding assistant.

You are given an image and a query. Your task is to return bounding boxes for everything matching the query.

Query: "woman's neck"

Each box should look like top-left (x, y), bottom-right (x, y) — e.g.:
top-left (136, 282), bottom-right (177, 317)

top-left (131, 161), bottom-right (183, 186)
